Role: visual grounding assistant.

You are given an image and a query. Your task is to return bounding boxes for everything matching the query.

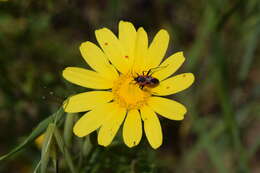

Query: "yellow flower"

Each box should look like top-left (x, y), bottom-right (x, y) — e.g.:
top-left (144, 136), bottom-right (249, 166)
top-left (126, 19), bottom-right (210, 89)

top-left (35, 134), bottom-right (45, 149)
top-left (62, 21), bottom-right (194, 149)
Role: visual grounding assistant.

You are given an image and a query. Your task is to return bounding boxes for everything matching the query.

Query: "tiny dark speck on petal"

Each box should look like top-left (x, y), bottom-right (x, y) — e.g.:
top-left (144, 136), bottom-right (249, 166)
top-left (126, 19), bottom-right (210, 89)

top-left (166, 86), bottom-right (170, 89)
top-left (133, 141), bottom-right (136, 145)
top-left (124, 55), bottom-right (129, 58)
top-left (105, 42), bottom-right (108, 45)
top-left (183, 74), bottom-right (186, 77)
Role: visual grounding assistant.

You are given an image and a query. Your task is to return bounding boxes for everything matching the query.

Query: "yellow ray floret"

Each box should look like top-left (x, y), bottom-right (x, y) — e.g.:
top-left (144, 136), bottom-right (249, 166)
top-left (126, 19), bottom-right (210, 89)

top-left (123, 109), bottom-right (142, 147)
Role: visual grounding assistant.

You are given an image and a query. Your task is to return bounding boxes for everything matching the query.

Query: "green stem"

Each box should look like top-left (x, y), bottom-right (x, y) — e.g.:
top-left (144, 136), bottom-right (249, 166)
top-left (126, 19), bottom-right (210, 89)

top-left (64, 113), bottom-right (75, 147)
top-left (54, 127), bottom-right (77, 173)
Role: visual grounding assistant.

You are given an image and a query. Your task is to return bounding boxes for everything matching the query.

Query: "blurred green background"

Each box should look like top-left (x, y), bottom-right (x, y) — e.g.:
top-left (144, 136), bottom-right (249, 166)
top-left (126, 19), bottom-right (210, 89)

top-left (0, 0), bottom-right (260, 172)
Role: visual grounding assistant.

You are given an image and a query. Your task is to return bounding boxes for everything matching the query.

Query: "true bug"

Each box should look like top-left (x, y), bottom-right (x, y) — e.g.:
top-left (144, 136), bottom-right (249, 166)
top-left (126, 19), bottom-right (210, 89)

top-left (133, 66), bottom-right (167, 89)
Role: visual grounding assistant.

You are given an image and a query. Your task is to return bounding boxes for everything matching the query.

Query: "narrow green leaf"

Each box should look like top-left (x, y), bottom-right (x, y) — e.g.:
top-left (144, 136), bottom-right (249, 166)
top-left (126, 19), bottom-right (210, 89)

top-left (33, 160), bottom-right (41, 173)
top-left (41, 123), bottom-right (55, 173)
top-left (63, 113), bottom-right (75, 147)
top-left (82, 136), bottom-right (92, 157)
top-left (0, 107), bottom-right (64, 161)
top-left (50, 143), bottom-right (58, 173)
top-left (54, 127), bottom-right (77, 173)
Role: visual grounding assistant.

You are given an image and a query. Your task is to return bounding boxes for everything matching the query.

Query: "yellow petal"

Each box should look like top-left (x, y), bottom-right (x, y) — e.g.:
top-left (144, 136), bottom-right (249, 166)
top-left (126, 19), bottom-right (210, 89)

top-left (132, 27), bottom-right (148, 73)
top-left (123, 109), bottom-right (142, 147)
top-left (140, 106), bottom-right (162, 149)
top-left (35, 134), bottom-right (45, 149)
top-left (153, 52), bottom-right (185, 80)
top-left (63, 91), bottom-right (113, 113)
top-left (119, 21), bottom-right (136, 66)
top-left (79, 41), bottom-right (118, 81)
top-left (73, 103), bottom-right (115, 137)
top-left (148, 97), bottom-right (186, 120)
top-left (62, 67), bottom-right (113, 89)
top-left (95, 28), bottom-right (130, 74)
top-left (152, 73), bottom-right (195, 96)
top-left (147, 29), bottom-right (169, 69)
top-left (98, 104), bottom-right (126, 146)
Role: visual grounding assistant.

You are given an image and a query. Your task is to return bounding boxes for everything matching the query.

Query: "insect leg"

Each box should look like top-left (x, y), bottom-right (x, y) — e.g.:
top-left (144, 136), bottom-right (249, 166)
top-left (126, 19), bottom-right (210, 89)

top-left (146, 69), bottom-right (152, 76)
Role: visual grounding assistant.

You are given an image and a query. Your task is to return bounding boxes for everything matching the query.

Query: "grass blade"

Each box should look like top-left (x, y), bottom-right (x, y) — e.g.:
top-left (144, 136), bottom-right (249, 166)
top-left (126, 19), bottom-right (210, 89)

top-left (41, 123), bottom-right (55, 173)
top-left (0, 107), bottom-right (64, 161)
top-left (63, 113), bottom-right (75, 147)
top-left (54, 127), bottom-right (77, 173)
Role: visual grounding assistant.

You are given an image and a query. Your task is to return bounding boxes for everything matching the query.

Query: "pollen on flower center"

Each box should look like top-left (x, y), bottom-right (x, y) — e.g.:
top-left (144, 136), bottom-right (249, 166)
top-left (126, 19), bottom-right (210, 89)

top-left (112, 74), bottom-right (151, 110)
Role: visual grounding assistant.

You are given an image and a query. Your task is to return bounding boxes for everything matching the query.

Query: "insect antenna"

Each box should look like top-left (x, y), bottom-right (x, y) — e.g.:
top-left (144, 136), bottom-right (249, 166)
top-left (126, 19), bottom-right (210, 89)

top-left (145, 64), bottom-right (169, 76)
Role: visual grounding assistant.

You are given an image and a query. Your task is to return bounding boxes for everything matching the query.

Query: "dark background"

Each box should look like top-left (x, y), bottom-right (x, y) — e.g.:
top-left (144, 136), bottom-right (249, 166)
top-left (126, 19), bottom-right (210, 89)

top-left (0, 0), bottom-right (260, 172)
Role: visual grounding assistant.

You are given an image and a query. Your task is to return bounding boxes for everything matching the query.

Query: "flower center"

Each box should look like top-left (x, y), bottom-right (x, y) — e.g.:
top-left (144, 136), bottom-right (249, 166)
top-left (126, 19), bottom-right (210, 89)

top-left (112, 74), bottom-right (151, 110)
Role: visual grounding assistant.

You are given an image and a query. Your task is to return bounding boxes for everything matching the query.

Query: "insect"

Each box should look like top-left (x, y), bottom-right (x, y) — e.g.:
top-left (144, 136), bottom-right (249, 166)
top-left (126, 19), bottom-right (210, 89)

top-left (133, 66), bottom-right (166, 89)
